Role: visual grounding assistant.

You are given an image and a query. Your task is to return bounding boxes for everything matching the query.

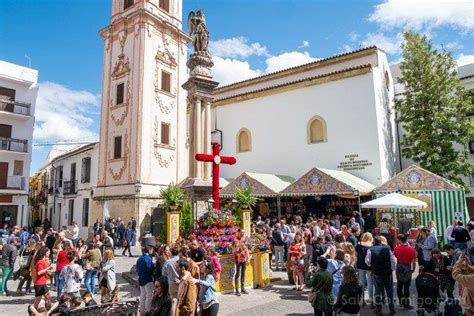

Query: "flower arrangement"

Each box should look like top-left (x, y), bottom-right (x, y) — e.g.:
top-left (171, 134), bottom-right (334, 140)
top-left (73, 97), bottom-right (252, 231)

top-left (246, 232), bottom-right (271, 252)
top-left (188, 209), bottom-right (239, 254)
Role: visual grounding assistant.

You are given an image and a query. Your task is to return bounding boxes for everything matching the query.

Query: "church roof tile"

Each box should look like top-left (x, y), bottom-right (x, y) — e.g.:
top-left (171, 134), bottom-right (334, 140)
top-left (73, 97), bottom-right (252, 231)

top-left (214, 46), bottom-right (378, 93)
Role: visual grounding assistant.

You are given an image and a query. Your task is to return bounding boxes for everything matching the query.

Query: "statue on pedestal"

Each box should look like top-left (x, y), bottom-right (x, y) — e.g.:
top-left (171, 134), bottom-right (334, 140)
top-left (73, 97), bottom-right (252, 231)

top-left (187, 10), bottom-right (213, 77)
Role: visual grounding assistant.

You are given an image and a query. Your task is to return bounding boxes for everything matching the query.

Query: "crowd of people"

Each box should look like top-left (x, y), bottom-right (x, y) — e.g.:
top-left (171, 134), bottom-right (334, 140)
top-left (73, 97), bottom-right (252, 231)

top-left (3, 211), bottom-right (474, 316)
top-left (255, 212), bottom-right (474, 315)
top-left (0, 217), bottom-right (135, 315)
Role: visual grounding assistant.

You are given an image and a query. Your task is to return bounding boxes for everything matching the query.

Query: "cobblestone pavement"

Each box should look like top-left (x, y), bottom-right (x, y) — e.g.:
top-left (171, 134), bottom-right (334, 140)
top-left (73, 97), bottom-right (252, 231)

top-left (0, 247), bottom-right (439, 315)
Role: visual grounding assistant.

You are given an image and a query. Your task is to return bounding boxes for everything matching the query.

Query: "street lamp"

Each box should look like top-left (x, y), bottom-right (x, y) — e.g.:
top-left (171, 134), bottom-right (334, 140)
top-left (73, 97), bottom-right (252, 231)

top-left (207, 197), bottom-right (214, 211)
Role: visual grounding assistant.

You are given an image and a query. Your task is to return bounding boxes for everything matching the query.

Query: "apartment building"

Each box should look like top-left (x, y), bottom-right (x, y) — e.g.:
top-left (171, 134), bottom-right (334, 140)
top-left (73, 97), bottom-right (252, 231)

top-left (0, 60), bottom-right (38, 228)
top-left (31, 143), bottom-right (98, 239)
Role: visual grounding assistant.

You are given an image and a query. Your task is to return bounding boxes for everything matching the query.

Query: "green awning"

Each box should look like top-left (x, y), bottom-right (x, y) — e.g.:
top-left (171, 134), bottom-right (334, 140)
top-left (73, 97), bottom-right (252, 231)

top-left (220, 172), bottom-right (294, 197)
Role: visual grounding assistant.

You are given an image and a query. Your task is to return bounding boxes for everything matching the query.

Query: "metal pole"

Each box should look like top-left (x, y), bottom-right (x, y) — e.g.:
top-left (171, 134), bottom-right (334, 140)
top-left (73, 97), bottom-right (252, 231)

top-left (277, 195), bottom-right (281, 218)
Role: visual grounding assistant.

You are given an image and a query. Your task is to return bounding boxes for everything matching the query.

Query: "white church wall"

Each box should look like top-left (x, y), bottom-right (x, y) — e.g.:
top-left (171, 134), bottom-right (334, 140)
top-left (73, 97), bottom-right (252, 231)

top-left (214, 70), bottom-right (391, 186)
top-left (373, 51), bottom-right (398, 180)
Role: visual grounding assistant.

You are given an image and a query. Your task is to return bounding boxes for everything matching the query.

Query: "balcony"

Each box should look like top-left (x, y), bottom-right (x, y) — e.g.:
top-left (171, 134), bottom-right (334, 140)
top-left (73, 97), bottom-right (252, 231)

top-left (0, 176), bottom-right (26, 191)
top-left (63, 180), bottom-right (78, 195)
top-left (0, 137), bottom-right (28, 153)
top-left (0, 99), bottom-right (31, 116)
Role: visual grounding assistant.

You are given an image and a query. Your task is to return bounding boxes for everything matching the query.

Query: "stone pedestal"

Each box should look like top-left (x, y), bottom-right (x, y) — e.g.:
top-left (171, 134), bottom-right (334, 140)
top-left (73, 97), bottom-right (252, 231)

top-left (180, 177), bottom-right (212, 220)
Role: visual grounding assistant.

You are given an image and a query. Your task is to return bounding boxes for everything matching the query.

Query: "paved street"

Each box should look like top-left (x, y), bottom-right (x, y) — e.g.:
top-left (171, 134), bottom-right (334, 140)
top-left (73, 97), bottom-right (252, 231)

top-left (0, 246), bottom-right (430, 315)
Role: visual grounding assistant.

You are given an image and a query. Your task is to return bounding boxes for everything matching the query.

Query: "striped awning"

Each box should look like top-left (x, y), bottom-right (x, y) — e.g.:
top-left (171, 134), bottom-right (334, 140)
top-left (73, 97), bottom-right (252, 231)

top-left (376, 190), bottom-right (469, 242)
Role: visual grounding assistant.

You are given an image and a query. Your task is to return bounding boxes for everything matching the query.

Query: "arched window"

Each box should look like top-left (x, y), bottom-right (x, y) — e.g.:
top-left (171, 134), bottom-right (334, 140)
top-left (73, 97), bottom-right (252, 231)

top-left (236, 128), bottom-right (252, 153)
top-left (307, 116), bottom-right (327, 144)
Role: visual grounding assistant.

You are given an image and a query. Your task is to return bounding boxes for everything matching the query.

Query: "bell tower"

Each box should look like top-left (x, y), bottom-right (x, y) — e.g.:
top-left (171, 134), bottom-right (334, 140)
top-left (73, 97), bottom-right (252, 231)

top-left (93, 0), bottom-right (191, 236)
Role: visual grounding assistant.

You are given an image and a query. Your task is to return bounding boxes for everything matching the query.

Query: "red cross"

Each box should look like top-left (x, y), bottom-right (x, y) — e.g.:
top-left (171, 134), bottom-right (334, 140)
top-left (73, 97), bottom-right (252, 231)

top-left (195, 142), bottom-right (236, 210)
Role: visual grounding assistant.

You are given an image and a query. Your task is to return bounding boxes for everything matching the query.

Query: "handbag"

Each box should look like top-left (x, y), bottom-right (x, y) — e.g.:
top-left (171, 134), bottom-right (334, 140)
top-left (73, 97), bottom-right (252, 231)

top-left (307, 272), bottom-right (331, 304)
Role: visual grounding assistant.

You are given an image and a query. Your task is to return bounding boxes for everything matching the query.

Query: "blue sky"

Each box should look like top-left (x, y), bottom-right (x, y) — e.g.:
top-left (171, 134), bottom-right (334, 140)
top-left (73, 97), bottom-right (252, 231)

top-left (0, 0), bottom-right (473, 175)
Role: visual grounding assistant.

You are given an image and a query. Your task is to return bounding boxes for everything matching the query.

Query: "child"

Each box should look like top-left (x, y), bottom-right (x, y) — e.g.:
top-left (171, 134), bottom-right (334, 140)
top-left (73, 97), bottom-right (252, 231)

top-left (208, 244), bottom-right (221, 283)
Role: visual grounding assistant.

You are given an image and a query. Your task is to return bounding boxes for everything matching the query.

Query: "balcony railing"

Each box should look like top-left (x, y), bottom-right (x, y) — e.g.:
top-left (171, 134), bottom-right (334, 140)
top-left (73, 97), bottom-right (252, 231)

top-left (0, 99), bottom-right (31, 116)
top-left (0, 137), bottom-right (28, 153)
top-left (0, 176), bottom-right (26, 190)
top-left (63, 180), bottom-right (78, 195)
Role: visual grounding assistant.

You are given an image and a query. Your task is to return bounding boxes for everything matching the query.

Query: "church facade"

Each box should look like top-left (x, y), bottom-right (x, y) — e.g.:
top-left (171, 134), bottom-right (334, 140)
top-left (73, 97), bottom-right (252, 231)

top-left (212, 47), bottom-right (399, 186)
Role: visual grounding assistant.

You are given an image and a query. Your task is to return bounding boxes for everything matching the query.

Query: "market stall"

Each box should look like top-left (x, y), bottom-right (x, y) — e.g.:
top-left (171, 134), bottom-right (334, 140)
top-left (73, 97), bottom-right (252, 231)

top-left (279, 167), bottom-right (375, 217)
top-left (220, 172), bottom-right (295, 217)
top-left (373, 165), bottom-right (469, 242)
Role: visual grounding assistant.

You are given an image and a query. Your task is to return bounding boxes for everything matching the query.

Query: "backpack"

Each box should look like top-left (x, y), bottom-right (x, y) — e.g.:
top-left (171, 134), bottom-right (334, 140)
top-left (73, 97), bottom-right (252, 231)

top-left (396, 264), bottom-right (412, 283)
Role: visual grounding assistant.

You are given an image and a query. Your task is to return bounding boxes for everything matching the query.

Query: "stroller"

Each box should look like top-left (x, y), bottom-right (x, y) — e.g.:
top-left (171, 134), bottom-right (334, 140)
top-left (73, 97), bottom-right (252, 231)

top-left (416, 272), bottom-right (441, 316)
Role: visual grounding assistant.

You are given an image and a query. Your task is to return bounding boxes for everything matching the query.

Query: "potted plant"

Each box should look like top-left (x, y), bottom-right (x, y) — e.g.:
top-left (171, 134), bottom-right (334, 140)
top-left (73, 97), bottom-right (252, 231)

top-left (235, 187), bottom-right (258, 210)
top-left (159, 183), bottom-right (185, 211)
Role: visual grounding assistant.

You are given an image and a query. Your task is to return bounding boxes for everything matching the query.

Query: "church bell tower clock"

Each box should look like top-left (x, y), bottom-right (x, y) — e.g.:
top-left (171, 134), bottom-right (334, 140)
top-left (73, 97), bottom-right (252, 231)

top-left (93, 0), bottom-right (191, 237)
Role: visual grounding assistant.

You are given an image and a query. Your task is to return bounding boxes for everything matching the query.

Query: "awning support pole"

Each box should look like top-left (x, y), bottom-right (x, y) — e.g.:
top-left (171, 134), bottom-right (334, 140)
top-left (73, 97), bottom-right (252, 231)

top-left (277, 195), bottom-right (281, 218)
top-left (357, 190), bottom-right (361, 212)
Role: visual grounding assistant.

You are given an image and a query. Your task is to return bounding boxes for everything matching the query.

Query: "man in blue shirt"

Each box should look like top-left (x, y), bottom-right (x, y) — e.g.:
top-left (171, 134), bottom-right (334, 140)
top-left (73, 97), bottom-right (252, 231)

top-left (136, 245), bottom-right (154, 315)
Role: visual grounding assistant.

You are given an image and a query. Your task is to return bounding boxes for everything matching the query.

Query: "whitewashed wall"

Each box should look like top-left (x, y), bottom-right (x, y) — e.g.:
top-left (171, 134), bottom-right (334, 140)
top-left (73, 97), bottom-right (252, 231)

top-left (213, 70), bottom-right (396, 186)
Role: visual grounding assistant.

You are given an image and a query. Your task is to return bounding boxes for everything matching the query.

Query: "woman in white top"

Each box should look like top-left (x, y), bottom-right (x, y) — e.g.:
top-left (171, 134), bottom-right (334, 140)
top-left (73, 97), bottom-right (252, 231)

top-left (59, 251), bottom-right (83, 298)
top-left (428, 220), bottom-right (437, 239)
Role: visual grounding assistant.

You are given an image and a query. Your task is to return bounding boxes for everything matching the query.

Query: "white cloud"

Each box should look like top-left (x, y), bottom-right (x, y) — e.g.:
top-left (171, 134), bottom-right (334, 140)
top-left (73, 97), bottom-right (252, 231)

top-left (457, 54), bottom-right (474, 66)
top-left (265, 51), bottom-right (317, 73)
top-left (210, 37), bottom-right (319, 85)
top-left (298, 40), bottom-right (310, 49)
top-left (341, 44), bottom-right (355, 53)
top-left (34, 82), bottom-right (99, 142)
top-left (361, 32), bottom-right (403, 55)
top-left (444, 42), bottom-right (464, 50)
top-left (349, 32), bottom-right (359, 42)
top-left (210, 37), bottom-right (269, 59)
top-left (369, 0), bottom-right (474, 31)
top-left (212, 57), bottom-right (262, 86)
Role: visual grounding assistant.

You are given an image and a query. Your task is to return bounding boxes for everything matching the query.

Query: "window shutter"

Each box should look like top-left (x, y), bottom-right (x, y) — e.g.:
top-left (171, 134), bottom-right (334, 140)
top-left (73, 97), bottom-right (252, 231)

top-left (159, 0), bottom-right (170, 12)
top-left (116, 83), bottom-right (125, 105)
top-left (123, 0), bottom-right (134, 10)
top-left (13, 160), bottom-right (23, 176)
top-left (114, 136), bottom-right (122, 159)
top-left (161, 71), bottom-right (171, 93)
top-left (161, 123), bottom-right (170, 145)
top-left (81, 158), bottom-right (86, 183)
top-left (85, 157), bottom-right (91, 183)
top-left (82, 198), bottom-right (89, 227)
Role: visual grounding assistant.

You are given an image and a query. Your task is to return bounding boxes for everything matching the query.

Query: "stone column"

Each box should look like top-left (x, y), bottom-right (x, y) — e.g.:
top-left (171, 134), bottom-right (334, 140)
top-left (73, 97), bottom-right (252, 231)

top-left (203, 100), bottom-right (212, 180)
top-left (194, 98), bottom-right (202, 179)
